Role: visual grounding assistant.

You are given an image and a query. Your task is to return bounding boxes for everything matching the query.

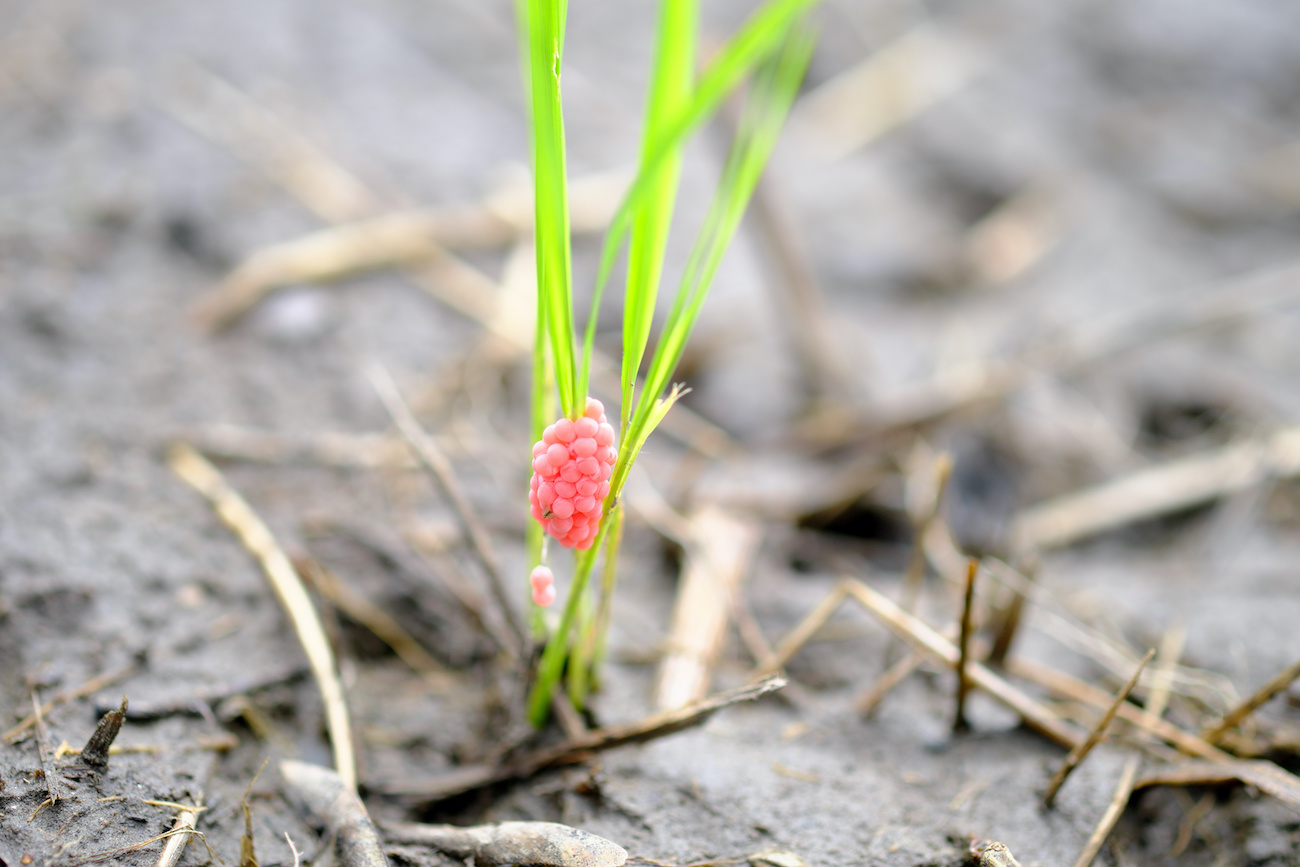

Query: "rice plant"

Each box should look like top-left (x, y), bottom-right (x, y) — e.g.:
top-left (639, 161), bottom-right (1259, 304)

top-left (521, 0), bottom-right (818, 726)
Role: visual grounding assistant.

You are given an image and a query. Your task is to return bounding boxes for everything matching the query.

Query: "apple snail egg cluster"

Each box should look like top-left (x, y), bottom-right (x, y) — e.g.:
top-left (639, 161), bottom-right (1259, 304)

top-left (528, 398), bottom-right (617, 550)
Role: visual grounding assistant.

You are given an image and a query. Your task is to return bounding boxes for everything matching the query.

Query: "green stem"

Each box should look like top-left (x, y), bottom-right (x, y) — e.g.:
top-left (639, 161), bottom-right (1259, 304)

top-left (526, 524), bottom-right (607, 726)
top-left (589, 505), bottom-right (625, 688)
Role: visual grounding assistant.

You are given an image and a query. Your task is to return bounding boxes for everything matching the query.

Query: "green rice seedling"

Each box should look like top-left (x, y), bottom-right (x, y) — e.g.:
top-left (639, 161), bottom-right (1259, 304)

top-left (521, 0), bottom-right (818, 726)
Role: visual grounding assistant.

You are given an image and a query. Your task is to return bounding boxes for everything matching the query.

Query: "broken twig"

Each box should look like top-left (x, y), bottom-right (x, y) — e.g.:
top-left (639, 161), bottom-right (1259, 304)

top-left (383, 821), bottom-right (627, 867)
top-left (385, 675), bottom-right (786, 802)
top-left (280, 760), bottom-right (387, 867)
top-left (80, 696), bottom-right (128, 774)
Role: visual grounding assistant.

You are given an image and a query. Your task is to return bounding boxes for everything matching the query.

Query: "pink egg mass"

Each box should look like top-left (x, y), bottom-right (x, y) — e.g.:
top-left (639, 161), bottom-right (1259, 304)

top-left (527, 398), bottom-right (617, 550)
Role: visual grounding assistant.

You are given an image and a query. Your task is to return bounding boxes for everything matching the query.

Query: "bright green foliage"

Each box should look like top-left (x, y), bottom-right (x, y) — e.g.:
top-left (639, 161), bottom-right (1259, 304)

top-left (616, 0), bottom-right (695, 434)
top-left (526, 0), bottom-right (578, 419)
top-left (523, 0), bottom-right (818, 727)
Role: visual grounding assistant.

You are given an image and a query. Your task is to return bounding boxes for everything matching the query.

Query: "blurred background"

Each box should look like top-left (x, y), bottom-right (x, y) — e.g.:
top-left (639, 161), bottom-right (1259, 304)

top-left (4, 0), bottom-right (1300, 865)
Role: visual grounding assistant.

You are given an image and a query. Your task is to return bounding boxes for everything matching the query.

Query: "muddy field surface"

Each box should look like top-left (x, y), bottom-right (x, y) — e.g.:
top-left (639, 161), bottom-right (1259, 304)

top-left (4, 0), bottom-right (1300, 865)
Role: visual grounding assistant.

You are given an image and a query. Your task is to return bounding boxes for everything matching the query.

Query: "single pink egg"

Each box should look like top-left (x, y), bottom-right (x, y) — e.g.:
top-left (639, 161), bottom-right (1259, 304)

top-left (545, 443), bottom-right (568, 466)
top-left (551, 497), bottom-right (574, 518)
top-left (576, 457), bottom-right (599, 476)
top-left (542, 425), bottom-right (557, 445)
top-left (554, 418), bottom-right (576, 443)
top-left (595, 423), bottom-right (615, 446)
top-left (554, 479), bottom-right (576, 498)
top-left (574, 417), bottom-right (598, 438)
top-left (532, 456), bottom-right (553, 476)
top-left (576, 478), bottom-right (597, 497)
top-left (533, 583), bottom-right (556, 607)
top-left (530, 565), bottom-right (554, 591)
top-left (560, 462), bottom-right (581, 483)
top-left (585, 398), bottom-right (605, 419)
top-left (538, 482), bottom-right (557, 507)
top-left (572, 437), bottom-right (597, 457)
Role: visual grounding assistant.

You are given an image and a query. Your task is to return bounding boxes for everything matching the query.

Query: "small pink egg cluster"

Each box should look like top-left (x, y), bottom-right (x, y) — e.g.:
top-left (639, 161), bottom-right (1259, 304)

top-left (529, 565), bottom-right (556, 607)
top-left (528, 398), bottom-right (617, 550)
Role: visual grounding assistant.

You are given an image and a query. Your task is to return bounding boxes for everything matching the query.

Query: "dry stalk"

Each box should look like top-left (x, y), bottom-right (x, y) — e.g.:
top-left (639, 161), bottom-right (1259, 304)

top-left (168, 442), bottom-right (357, 790)
top-left (804, 260), bottom-right (1300, 449)
top-left (1005, 657), bottom-right (1230, 760)
top-left (953, 558), bottom-right (979, 733)
top-left (297, 556), bottom-right (454, 686)
top-left (1012, 425), bottom-right (1300, 552)
top-left (899, 451), bottom-right (954, 615)
top-left (758, 578), bottom-right (1083, 749)
top-left (1068, 628), bottom-right (1182, 866)
top-left (30, 691), bottom-right (59, 809)
top-left (368, 363), bottom-right (524, 655)
top-left (986, 550), bottom-right (1038, 666)
top-left (1071, 753), bottom-right (1140, 867)
top-left (1201, 655), bottom-right (1300, 745)
top-left (4, 661), bottom-right (137, 742)
top-left (857, 651), bottom-right (926, 717)
top-left (656, 506), bottom-right (759, 710)
top-left (792, 23), bottom-right (982, 160)
top-left (385, 675), bottom-right (787, 803)
top-left (154, 803), bottom-right (203, 867)
top-left (1043, 649), bottom-right (1154, 808)
top-left (1135, 759), bottom-right (1300, 814)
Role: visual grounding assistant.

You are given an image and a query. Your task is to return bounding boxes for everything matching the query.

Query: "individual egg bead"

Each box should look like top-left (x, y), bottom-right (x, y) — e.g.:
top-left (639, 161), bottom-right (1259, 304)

top-left (542, 424), bottom-right (558, 444)
top-left (573, 496), bottom-right (596, 514)
top-left (574, 417), bottom-right (598, 438)
top-left (538, 482), bottom-right (557, 507)
top-left (550, 497), bottom-right (574, 519)
top-left (530, 565), bottom-right (554, 591)
top-left (595, 423), bottom-right (615, 446)
top-left (576, 478), bottom-right (597, 497)
top-left (559, 462), bottom-right (581, 483)
top-left (576, 457), bottom-right (600, 476)
top-left (554, 479), bottom-right (576, 498)
top-left (553, 418), bottom-right (576, 443)
top-left (532, 440), bottom-right (547, 457)
top-left (532, 456), bottom-right (555, 477)
top-left (584, 398), bottom-right (605, 420)
top-left (572, 437), bottom-right (597, 458)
